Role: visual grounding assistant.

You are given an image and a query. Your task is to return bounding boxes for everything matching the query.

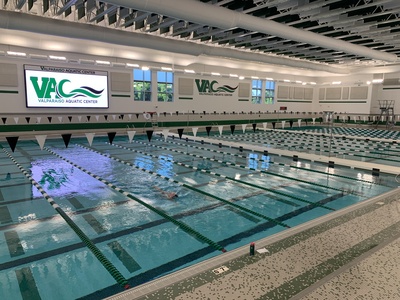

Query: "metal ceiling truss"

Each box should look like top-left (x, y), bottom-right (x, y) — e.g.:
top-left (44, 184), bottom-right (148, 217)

top-left (1, 0), bottom-right (399, 69)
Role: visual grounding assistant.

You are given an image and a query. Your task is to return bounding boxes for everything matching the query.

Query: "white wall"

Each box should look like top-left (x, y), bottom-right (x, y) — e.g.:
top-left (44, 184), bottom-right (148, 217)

top-left (1, 56), bottom-right (399, 116)
top-left (373, 72), bottom-right (400, 115)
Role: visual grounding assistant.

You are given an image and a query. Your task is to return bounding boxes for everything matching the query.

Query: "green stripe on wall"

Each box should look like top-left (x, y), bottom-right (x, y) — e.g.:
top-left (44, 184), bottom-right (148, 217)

top-left (179, 97), bottom-right (193, 100)
top-left (0, 90), bottom-right (18, 94)
top-left (277, 100), bottom-right (312, 103)
top-left (383, 87), bottom-right (400, 90)
top-left (319, 101), bottom-right (367, 103)
top-left (111, 94), bottom-right (131, 98)
top-left (238, 99), bottom-right (249, 101)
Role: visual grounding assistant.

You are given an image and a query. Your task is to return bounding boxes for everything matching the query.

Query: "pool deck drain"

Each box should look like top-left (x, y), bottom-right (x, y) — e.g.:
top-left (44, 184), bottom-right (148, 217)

top-left (106, 188), bottom-right (400, 300)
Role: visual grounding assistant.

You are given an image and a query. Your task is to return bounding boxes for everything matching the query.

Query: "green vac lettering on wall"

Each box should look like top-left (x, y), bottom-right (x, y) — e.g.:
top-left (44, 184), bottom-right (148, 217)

top-left (30, 76), bottom-right (104, 102)
top-left (194, 79), bottom-right (238, 96)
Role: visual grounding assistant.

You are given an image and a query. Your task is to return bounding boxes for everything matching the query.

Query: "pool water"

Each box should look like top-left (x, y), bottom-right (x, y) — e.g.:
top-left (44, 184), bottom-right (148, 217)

top-left (0, 132), bottom-right (396, 299)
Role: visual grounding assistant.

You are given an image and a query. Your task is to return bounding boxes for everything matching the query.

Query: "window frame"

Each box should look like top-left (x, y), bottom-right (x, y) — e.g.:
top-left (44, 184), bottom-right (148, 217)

top-left (157, 71), bottom-right (174, 102)
top-left (133, 69), bottom-right (152, 101)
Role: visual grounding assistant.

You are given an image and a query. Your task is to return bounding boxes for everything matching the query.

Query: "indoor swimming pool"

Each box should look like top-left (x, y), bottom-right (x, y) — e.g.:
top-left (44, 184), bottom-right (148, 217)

top-left (0, 130), bottom-right (397, 300)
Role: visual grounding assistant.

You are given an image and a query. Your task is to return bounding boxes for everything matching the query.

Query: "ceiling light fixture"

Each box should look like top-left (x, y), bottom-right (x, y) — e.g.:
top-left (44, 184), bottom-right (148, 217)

top-left (126, 63), bottom-right (139, 68)
top-left (7, 51), bottom-right (26, 56)
top-left (96, 60), bottom-right (111, 65)
top-left (49, 55), bottom-right (66, 60)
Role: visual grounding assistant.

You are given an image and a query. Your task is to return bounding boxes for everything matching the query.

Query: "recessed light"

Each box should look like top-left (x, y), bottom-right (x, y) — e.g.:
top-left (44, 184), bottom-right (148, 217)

top-left (7, 51), bottom-right (26, 57)
top-left (49, 55), bottom-right (66, 60)
top-left (96, 60), bottom-right (111, 65)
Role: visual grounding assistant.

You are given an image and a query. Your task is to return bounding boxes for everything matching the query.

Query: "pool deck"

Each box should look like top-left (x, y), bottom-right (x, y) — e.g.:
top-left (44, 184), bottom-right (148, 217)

top-left (107, 186), bottom-right (400, 300)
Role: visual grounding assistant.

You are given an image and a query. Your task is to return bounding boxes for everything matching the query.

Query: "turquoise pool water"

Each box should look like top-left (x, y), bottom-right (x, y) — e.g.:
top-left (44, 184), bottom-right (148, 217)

top-left (0, 131), bottom-right (396, 299)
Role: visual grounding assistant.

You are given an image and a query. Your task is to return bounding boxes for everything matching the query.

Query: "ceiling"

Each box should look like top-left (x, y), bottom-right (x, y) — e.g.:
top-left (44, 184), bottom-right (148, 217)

top-left (1, 0), bottom-right (400, 75)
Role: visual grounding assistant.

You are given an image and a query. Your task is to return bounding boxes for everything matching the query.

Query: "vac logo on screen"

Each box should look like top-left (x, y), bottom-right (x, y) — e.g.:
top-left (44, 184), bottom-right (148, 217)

top-left (195, 79), bottom-right (238, 96)
top-left (30, 76), bottom-right (104, 103)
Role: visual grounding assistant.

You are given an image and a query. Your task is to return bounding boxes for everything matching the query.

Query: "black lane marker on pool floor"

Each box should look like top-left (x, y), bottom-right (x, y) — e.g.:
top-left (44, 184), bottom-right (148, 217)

top-left (80, 144), bottom-right (291, 229)
top-left (16, 267), bottom-right (41, 300)
top-left (108, 241), bottom-right (142, 273)
top-left (0, 206), bottom-right (12, 224)
top-left (68, 197), bottom-right (85, 209)
top-left (83, 214), bottom-right (108, 234)
top-left (2, 148), bottom-right (130, 289)
top-left (43, 146), bottom-right (226, 253)
top-left (112, 142), bottom-right (334, 212)
top-left (4, 230), bottom-right (25, 257)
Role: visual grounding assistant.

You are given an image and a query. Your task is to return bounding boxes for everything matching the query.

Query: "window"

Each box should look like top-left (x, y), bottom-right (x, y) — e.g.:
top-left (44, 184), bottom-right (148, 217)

top-left (133, 69), bottom-right (151, 101)
top-left (265, 80), bottom-right (275, 104)
top-left (157, 71), bottom-right (173, 102)
top-left (251, 80), bottom-right (262, 104)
